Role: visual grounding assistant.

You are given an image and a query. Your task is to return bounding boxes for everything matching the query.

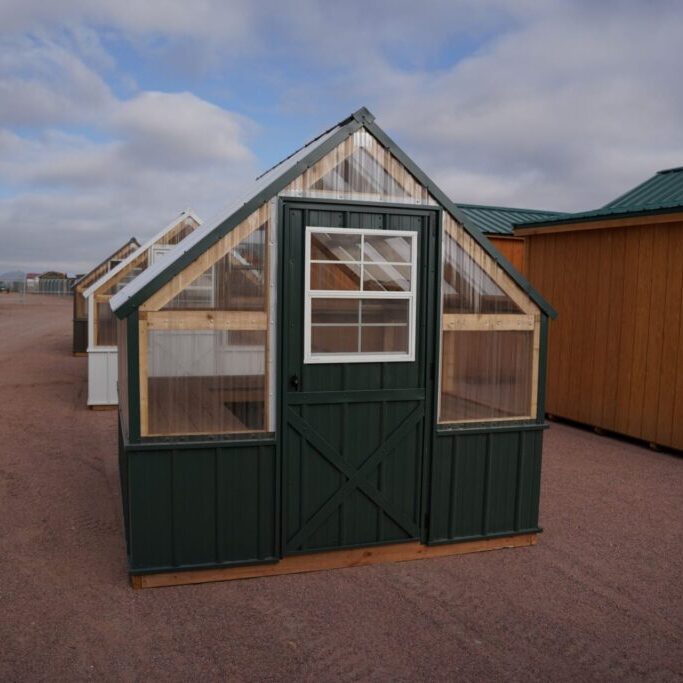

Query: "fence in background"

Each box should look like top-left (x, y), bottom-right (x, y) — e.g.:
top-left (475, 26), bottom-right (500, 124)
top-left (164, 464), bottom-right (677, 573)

top-left (0, 279), bottom-right (75, 299)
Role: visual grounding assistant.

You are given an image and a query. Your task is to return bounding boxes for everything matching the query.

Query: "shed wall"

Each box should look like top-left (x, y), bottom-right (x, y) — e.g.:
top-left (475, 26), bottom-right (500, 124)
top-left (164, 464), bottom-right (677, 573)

top-left (525, 220), bottom-right (683, 450)
top-left (488, 236), bottom-right (526, 275)
top-left (122, 437), bottom-right (277, 572)
top-left (430, 427), bottom-right (543, 542)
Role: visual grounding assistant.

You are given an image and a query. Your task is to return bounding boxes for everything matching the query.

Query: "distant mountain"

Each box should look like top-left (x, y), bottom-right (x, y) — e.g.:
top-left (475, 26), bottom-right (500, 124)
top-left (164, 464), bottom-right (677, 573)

top-left (0, 270), bottom-right (26, 280)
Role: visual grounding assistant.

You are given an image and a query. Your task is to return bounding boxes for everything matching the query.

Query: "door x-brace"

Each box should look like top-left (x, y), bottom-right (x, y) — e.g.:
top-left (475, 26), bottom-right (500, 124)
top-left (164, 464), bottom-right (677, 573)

top-left (285, 403), bottom-right (425, 551)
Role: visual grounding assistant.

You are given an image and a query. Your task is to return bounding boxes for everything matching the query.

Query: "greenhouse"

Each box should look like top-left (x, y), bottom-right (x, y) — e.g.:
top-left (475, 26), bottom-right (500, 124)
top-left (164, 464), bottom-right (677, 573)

top-left (71, 238), bottom-right (140, 355)
top-left (82, 210), bottom-right (201, 407)
top-left (110, 108), bottom-right (555, 587)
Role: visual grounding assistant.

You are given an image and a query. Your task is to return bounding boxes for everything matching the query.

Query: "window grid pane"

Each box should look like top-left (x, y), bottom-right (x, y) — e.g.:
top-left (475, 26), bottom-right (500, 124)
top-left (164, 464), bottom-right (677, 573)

top-left (306, 227), bottom-right (416, 362)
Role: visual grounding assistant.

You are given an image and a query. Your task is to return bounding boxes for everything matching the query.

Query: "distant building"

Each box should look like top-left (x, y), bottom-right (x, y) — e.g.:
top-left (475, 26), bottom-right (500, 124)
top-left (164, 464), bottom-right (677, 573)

top-left (38, 271), bottom-right (68, 294)
top-left (25, 273), bottom-right (40, 292)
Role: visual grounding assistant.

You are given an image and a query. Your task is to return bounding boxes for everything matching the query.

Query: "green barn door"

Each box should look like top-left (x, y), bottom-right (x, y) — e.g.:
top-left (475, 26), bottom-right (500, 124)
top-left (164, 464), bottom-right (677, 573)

top-left (281, 201), bottom-right (438, 555)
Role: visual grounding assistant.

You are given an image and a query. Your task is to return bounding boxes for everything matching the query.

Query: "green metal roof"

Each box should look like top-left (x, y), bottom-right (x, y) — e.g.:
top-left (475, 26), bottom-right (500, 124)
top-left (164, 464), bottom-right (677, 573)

top-left (456, 204), bottom-right (569, 235)
top-left (603, 166), bottom-right (683, 211)
top-left (516, 166), bottom-right (683, 229)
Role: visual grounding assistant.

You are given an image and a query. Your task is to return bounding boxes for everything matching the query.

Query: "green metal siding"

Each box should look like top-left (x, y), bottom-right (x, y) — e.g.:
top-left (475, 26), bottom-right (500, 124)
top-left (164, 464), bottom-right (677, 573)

top-left (428, 427), bottom-right (543, 543)
top-left (456, 204), bottom-right (569, 235)
top-left (123, 440), bottom-right (277, 573)
top-left (603, 166), bottom-right (683, 211)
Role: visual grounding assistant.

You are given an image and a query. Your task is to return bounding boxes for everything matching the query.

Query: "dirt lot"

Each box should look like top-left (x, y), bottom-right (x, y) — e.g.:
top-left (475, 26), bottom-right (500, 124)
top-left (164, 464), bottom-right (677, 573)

top-left (0, 294), bottom-right (681, 681)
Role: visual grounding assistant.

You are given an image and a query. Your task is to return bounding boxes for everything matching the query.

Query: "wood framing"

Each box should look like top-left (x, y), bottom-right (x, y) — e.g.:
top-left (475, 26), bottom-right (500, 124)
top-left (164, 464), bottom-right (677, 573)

top-left (442, 313), bottom-right (535, 332)
top-left (146, 310), bottom-right (267, 331)
top-left (131, 533), bottom-right (538, 588)
top-left (141, 206), bottom-right (270, 313)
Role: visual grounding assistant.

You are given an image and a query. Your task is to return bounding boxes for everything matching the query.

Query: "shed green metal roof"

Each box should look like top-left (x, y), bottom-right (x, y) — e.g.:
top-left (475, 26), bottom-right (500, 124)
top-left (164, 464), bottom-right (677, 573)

top-left (603, 166), bottom-right (683, 211)
top-left (456, 204), bottom-right (569, 235)
top-left (516, 166), bottom-right (683, 229)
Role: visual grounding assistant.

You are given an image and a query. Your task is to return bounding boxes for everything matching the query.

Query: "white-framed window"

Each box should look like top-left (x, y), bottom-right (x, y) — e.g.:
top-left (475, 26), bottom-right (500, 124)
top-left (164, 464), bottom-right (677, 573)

top-left (304, 226), bottom-right (418, 364)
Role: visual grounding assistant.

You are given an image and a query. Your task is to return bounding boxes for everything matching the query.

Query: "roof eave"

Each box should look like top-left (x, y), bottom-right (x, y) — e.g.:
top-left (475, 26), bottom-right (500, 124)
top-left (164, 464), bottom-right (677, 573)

top-left (113, 116), bottom-right (365, 319)
top-left (514, 204), bottom-right (683, 231)
top-left (83, 210), bottom-right (201, 299)
top-left (73, 237), bottom-right (140, 288)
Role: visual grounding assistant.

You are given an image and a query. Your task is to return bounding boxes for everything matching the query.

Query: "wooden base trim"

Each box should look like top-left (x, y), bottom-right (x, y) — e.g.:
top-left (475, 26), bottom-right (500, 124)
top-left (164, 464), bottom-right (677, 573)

top-left (73, 352), bottom-right (87, 357)
top-left (89, 404), bottom-right (117, 411)
top-left (131, 533), bottom-right (537, 589)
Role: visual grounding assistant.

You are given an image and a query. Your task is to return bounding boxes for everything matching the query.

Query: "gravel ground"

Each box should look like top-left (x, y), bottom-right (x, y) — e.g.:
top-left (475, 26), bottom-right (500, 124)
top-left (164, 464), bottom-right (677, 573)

top-left (0, 294), bottom-right (681, 681)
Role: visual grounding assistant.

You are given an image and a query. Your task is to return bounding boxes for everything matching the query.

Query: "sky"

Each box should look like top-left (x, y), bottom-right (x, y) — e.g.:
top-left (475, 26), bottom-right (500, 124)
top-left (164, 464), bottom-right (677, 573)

top-left (0, 0), bottom-right (682, 275)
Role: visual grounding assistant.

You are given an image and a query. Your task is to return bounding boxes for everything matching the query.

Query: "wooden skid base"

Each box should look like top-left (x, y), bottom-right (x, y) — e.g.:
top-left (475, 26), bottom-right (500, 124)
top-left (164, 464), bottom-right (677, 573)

top-left (72, 352), bottom-right (87, 357)
top-left (88, 404), bottom-right (117, 411)
top-left (131, 533), bottom-right (537, 589)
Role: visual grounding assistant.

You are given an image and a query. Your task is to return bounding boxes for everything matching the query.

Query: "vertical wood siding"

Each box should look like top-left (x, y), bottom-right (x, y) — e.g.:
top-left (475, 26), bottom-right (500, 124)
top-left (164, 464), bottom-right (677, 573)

top-left (526, 220), bottom-right (683, 450)
top-left (488, 237), bottom-right (526, 275)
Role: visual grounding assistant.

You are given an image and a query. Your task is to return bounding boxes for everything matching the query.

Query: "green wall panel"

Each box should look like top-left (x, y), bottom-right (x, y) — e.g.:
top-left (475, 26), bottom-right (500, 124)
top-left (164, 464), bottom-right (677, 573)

top-left (125, 442), bottom-right (277, 573)
top-left (429, 427), bottom-right (544, 544)
top-left (128, 450), bottom-right (174, 569)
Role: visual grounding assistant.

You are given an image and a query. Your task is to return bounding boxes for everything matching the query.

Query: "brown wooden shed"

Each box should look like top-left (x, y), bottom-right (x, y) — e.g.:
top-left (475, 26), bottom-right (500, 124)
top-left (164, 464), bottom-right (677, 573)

top-left (515, 166), bottom-right (683, 451)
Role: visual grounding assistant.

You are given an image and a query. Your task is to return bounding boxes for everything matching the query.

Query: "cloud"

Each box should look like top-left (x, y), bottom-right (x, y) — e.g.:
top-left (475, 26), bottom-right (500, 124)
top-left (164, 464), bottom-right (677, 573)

top-left (0, 1), bottom-right (681, 273)
top-left (0, 34), bottom-right (257, 273)
top-left (111, 92), bottom-right (254, 168)
top-left (357, 2), bottom-right (683, 209)
top-left (0, 34), bottom-right (112, 127)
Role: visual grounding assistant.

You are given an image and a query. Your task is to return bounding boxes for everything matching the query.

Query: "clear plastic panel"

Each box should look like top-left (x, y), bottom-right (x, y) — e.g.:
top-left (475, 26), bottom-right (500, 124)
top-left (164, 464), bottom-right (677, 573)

top-left (439, 330), bottom-right (533, 421)
top-left (146, 329), bottom-right (266, 435)
top-left (96, 302), bottom-right (118, 346)
top-left (143, 205), bottom-right (274, 437)
top-left (442, 231), bottom-right (522, 314)
top-left (284, 129), bottom-right (436, 205)
top-left (164, 223), bottom-right (267, 311)
top-left (438, 212), bottom-right (537, 423)
top-left (117, 316), bottom-right (129, 436)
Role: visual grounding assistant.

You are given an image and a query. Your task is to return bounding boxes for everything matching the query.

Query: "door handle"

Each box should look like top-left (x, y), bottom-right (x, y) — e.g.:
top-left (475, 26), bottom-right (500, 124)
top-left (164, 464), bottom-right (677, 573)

top-left (289, 374), bottom-right (300, 391)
